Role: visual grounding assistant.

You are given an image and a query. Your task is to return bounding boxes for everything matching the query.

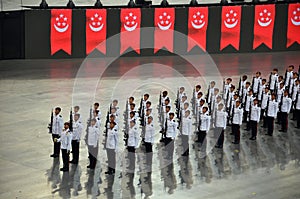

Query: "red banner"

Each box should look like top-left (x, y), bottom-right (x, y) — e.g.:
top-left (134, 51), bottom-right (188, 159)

top-left (51, 9), bottom-right (72, 55)
top-left (253, 5), bottom-right (275, 49)
top-left (86, 9), bottom-right (107, 55)
top-left (187, 7), bottom-right (208, 52)
top-left (220, 6), bottom-right (241, 51)
top-left (287, 3), bottom-right (300, 48)
top-left (154, 8), bottom-right (175, 53)
top-left (120, 8), bottom-right (141, 54)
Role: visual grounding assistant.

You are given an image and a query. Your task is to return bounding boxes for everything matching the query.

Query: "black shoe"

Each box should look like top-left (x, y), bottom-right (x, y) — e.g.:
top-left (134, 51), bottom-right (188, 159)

top-left (249, 137), bottom-right (256, 141)
top-left (50, 154), bottom-right (59, 158)
top-left (105, 171), bottom-right (113, 175)
top-left (60, 168), bottom-right (69, 172)
top-left (70, 160), bottom-right (78, 164)
top-left (87, 165), bottom-right (91, 169)
top-left (215, 145), bottom-right (223, 149)
top-left (244, 128), bottom-right (250, 131)
top-left (232, 141), bottom-right (239, 144)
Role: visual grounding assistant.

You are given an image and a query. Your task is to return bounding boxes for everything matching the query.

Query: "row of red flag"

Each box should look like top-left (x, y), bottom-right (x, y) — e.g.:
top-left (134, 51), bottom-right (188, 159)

top-left (51, 4), bottom-right (300, 55)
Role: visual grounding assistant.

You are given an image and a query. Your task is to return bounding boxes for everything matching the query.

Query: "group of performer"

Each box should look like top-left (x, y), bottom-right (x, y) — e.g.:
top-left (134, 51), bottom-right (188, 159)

top-left (48, 65), bottom-right (300, 173)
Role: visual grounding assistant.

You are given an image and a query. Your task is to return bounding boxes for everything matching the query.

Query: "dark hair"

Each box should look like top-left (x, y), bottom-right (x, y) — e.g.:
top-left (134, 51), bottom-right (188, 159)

top-left (130, 103), bottom-right (135, 107)
top-left (64, 122), bottom-right (70, 126)
top-left (196, 85), bottom-right (201, 89)
top-left (144, 94), bottom-right (149, 98)
top-left (169, 112), bottom-right (175, 116)
top-left (146, 101), bottom-right (152, 106)
top-left (231, 85), bottom-right (235, 90)
top-left (289, 65), bottom-right (294, 69)
top-left (94, 102), bottom-right (99, 107)
top-left (74, 105), bottom-right (79, 109)
top-left (129, 96), bottom-right (134, 101)
top-left (55, 107), bottom-right (61, 112)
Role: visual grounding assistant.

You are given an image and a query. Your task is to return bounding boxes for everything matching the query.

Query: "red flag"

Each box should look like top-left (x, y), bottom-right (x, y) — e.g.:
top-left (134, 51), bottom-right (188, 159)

top-left (220, 6), bottom-right (241, 51)
top-left (253, 5), bottom-right (275, 49)
top-left (51, 9), bottom-right (72, 55)
top-left (287, 3), bottom-right (300, 48)
top-left (86, 9), bottom-right (107, 55)
top-left (120, 8), bottom-right (141, 54)
top-left (154, 8), bottom-right (175, 53)
top-left (187, 7), bottom-right (208, 52)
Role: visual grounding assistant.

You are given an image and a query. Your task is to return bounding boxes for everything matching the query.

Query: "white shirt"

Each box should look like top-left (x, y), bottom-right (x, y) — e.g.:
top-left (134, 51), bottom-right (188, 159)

top-left (296, 93), bottom-right (300, 110)
top-left (106, 126), bottom-right (118, 149)
top-left (280, 96), bottom-right (292, 113)
top-left (181, 116), bottom-right (192, 136)
top-left (200, 112), bottom-right (211, 132)
top-left (266, 99), bottom-right (278, 118)
top-left (261, 92), bottom-right (270, 109)
top-left (277, 88), bottom-right (284, 103)
top-left (88, 125), bottom-right (100, 147)
top-left (245, 95), bottom-right (254, 111)
top-left (285, 71), bottom-right (293, 87)
top-left (269, 73), bottom-right (278, 90)
top-left (250, 105), bottom-right (261, 122)
top-left (232, 106), bottom-right (243, 125)
top-left (253, 77), bottom-right (262, 93)
top-left (166, 119), bottom-right (178, 139)
top-left (52, 114), bottom-right (64, 135)
top-left (57, 129), bottom-right (72, 150)
top-left (127, 125), bottom-right (139, 148)
top-left (144, 122), bottom-right (155, 144)
top-left (215, 110), bottom-right (227, 129)
top-left (72, 120), bottom-right (83, 141)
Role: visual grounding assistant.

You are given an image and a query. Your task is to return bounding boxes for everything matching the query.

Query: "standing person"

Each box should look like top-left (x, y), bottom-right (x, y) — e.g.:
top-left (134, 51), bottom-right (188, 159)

top-left (196, 107), bottom-right (211, 145)
top-left (50, 107), bottom-right (64, 158)
top-left (144, 116), bottom-right (155, 171)
top-left (87, 118), bottom-right (100, 169)
top-left (70, 113), bottom-right (83, 164)
top-left (244, 89), bottom-right (254, 131)
top-left (231, 100), bottom-right (243, 144)
top-left (284, 65), bottom-right (294, 89)
top-left (165, 112), bottom-right (178, 160)
top-left (55, 122), bottom-right (72, 172)
top-left (181, 110), bottom-right (192, 156)
top-left (265, 94), bottom-right (278, 136)
top-left (279, 90), bottom-right (292, 132)
top-left (252, 72), bottom-right (262, 96)
top-left (269, 68), bottom-right (279, 92)
top-left (295, 90), bottom-right (300, 129)
top-left (214, 103), bottom-right (227, 149)
top-left (249, 98), bottom-right (261, 141)
top-left (261, 87), bottom-right (270, 128)
top-left (105, 121), bottom-right (119, 175)
top-left (127, 120), bottom-right (139, 172)
top-left (93, 102), bottom-right (101, 118)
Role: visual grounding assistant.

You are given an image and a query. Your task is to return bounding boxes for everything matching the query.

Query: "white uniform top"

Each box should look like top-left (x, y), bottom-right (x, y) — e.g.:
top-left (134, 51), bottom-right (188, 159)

top-left (296, 93), bottom-right (300, 110)
top-left (144, 122), bottom-right (155, 144)
top-left (285, 71), bottom-right (293, 87)
top-left (250, 104), bottom-right (261, 122)
top-left (277, 88), bottom-right (284, 103)
top-left (95, 117), bottom-right (101, 128)
top-left (181, 116), bottom-right (192, 136)
top-left (267, 99), bottom-right (278, 118)
top-left (245, 95), bottom-right (254, 111)
top-left (52, 114), bottom-right (64, 135)
top-left (94, 109), bottom-right (102, 119)
top-left (292, 84), bottom-right (299, 101)
top-left (106, 126), bottom-right (118, 149)
top-left (280, 96), bottom-right (292, 113)
top-left (57, 129), bottom-right (72, 150)
top-left (239, 80), bottom-right (246, 96)
top-left (127, 125), bottom-right (140, 148)
top-left (261, 92), bottom-right (270, 109)
top-left (224, 83), bottom-right (231, 100)
top-left (72, 120), bottom-right (83, 141)
top-left (88, 125), bottom-right (100, 147)
top-left (226, 91), bottom-right (234, 108)
top-left (207, 87), bottom-right (215, 104)
top-left (242, 87), bottom-right (250, 104)
top-left (289, 78), bottom-right (296, 94)
top-left (253, 77), bottom-right (262, 93)
top-left (232, 106), bottom-right (243, 125)
top-left (215, 110), bottom-right (227, 129)
top-left (270, 74), bottom-right (278, 90)
top-left (258, 83), bottom-right (266, 101)
top-left (166, 119), bottom-right (178, 139)
top-left (200, 112), bottom-right (211, 132)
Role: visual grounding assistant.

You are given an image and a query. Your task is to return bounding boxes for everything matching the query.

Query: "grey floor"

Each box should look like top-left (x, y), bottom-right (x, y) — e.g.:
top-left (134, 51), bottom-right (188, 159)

top-left (0, 51), bottom-right (300, 199)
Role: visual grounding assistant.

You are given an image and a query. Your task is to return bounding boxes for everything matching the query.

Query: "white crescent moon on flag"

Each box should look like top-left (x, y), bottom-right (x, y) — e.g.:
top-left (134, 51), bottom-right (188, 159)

top-left (89, 23), bottom-right (104, 32)
top-left (191, 21), bottom-right (206, 29)
top-left (291, 18), bottom-right (300, 26)
top-left (124, 22), bottom-right (138, 32)
top-left (54, 24), bottom-right (69, 33)
top-left (157, 22), bottom-right (172, 31)
top-left (258, 19), bottom-right (272, 27)
top-left (224, 19), bottom-right (238, 29)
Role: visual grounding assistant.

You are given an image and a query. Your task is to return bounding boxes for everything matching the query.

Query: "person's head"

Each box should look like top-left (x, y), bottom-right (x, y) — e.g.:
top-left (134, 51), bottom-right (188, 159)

top-left (64, 122), bottom-right (70, 130)
top-left (278, 75), bottom-right (283, 81)
top-left (210, 81), bottom-right (216, 87)
top-left (262, 79), bottom-right (266, 85)
top-left (236, 100), bottom-right (241, 107)
top-left (216, 95), bottom-right (222, 103)
top-left (272, 68), bottom-right (278, 74)
top-left (179, 87), bottom-right (185, 93)
top-left (146, 109), bottom-right (152, 115)
top-left (288, 65), bottom-right (294, 72)
top-left (242, 75), bottom-right (247, 81)
top-left (112, 99), bottom-right (118, 107)
top-left (218, 103), bottom-right (224, 110)
top-left (265, 87), bottom-right (270, 93)
top-left (109, 114), bottom-right (115, 122)
top-left (165, 98), bottom-right (170, 105)
top-left (93, 110), bottom-right (99, 118)
top-left (234, 93), bottom-right (239, 100)
top-left (293, 72), bottom-right (298, 79)
top-left (74, 113), bottom-right (80, 121)
top-left (147, 116), bottom-right (153, 124)
top-left (271, 93), bottom-right (276, 100)
top-left (181, 95), bottom-right (187, 102)
top-left (143, 94), bottom-right (149, 101)
top-left (55, 107), bottom-right (61, 115)
top-left (183, 102), bottom-right (189, 110)
top-left (253, 98), bottom-right (259, 105)
top-left (146, 101), bottom-right (151, 109)
top-left (185, 110), bottom-right (190, 117)
top-left (245, 82), bottom-right (251, 88)
top-left (91, 118), bottom-right (96, 126)
top-left (130, 103), bottom-right (135, 110)
top-left (74, 106), bottom-right (80, 113)
top-left (295, 79), bottom-right (299, 85)
top-left (169, 112), bottom-right (175, 120)
top-left (195, 85), bottom-right (201, 92)
top-left (129, 97), bottom-right (134, 103)
top-left (111, 107), bottom-right (116, 114)
top-left (162, 91), bottom-right (168, 97)
top-left (197, 92), bottom-right (203, 99)
top-left (202, 107), bottom-right (208, 113)
top-left (110, 121), bottom-right (116, 129)
top-left (200, 99), bottom-right (205, 106)
top-left (284, 89), bottom-right (289, 96)
top-left (255, 71), bottom-right (261, 77)
top-left (230, 85), bottom-right (235, 92)
top-left (94, 102), bottom-right (99, 109)
top-left (249, 89), bottom-right (253, 95)
top-left (214, 88), bottom-right (219, 95)
top-left (130, 120), bottom-right (135, 128)
top-left (226, 78), bottom-right (232, 84)
top-left (280, 82), bottom-right (284, 89)
top-left (129, 111), bottom-right (135, 118)
top-left (166, 106), bottom-right (171, 112)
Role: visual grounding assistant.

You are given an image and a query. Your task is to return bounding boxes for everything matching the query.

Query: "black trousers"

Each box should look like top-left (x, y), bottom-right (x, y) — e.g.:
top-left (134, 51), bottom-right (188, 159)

top-left (196, 130), bottom-right (207, 144)
top-left (127, 146), bottom-right (136, 171)
top-left (88, 145), bottom-right (98, 169)
top-left (281, 112), bottom-right (288, 131)
top-left (52, 134), bottom-right (61, 155)
top-left (296, 109), bottom-right (300, 127)
top-left (61, 149), bottom-right (69, 170)
top-left (165, 137), bottom-right (175, 159)
top-left (144, 142), bottom-right (153, 167)
top-left (266, 116), bottom-right (274, 135)
top-left (215, 127), bottom-right (224, 147)
top-left (261, 109), bottom-right (267, 127)
top-left (243, 111), bottom-right (249, 123)
top-left (181, 134), bottom-right (189, 156)
top-left (277, 112), bottom-right (282, 124)
top-left (71, 140), bottom-right (80, 163)
top-left (232, 124), bottom-right (240, 143)
top-left (106, 148), bottom-right (116, 173)
top-left (250, 120), bottom-right (258, 138)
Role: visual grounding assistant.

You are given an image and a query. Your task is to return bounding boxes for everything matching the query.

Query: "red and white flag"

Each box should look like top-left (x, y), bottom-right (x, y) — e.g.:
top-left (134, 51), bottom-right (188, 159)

top-left (220, 6), bottom-right (241, 51)
top-left (154, 8), bottom-right (175, 53)
top-left (287, 3), bottom-right (300, 48)
top-left (187, 7), bottom-right (208, 52)
top-left (253, 4), bottom-right (275, 49)
top-left (86, 9), bottom-right (107, 55)
top-left (51, 9), bottom-right (72, 55)
top-left (120, 8), bottom-right (141, 54)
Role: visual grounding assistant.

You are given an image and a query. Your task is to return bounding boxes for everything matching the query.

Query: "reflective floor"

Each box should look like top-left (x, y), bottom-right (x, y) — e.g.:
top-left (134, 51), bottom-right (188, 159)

top-left (0, 51), bottom-right (300, 199)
